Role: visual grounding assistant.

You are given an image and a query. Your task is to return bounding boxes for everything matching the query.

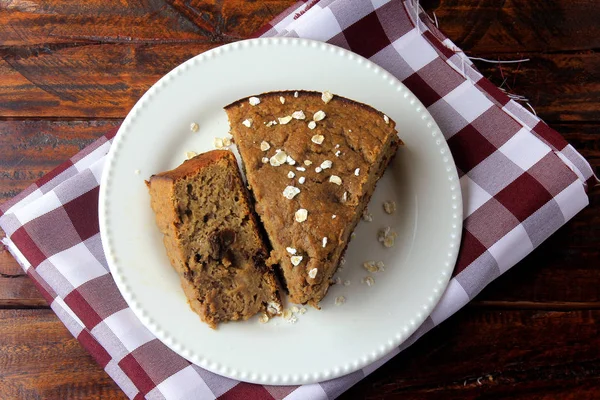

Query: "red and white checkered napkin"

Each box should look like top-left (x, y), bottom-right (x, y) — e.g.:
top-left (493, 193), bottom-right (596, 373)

top-left (1, 1), bottom-right (597, 399)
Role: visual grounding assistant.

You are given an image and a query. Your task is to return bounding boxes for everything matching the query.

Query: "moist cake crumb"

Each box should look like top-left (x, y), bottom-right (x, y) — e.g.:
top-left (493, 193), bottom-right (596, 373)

top-left (378, 227), bottom-right (398, 248)
top-left (146, 150), bottom-right (281, 328)
top-left (335, 296), bottom-right (346, 306)
top-left (383, 200), bottom-right (397, 214)
top-left (362, 209), bottom-right (373, 222)
top-left (190, 122), bottom-right (199, 132)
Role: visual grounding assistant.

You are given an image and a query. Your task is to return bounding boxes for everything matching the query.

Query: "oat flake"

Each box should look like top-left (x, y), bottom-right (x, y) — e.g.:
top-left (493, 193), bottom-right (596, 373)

top-left (278, 115), bottom-right (293, 125)
top-left (249, 96), bottom-right (260, 106)
top-left (329, 175), bottom-right (342, 185)
top-left (383, 200), bottom-right (397, 215)
top-left (311, 134), bottom-right (324, 144)
top-left (260, 141), bottom-right (270, 151)
top-left (286, 247), bottom-right (297, 255)
top-left (282, 186), bottom-right (300, 199)
top-left (290, 255), bottom-right (303, 266)
top-left (322, 91), bottom-right (333, 104)
top-left (308, 121), bottom-right (317, 130)
top-left (362, 276), bottom-right (375, 286)
top-left (270, 150), bottom-right (287, 166)
top-left (292, 110), bottom-right (306, 120)
top-left (295, 208), bottom-right (308, 223)
top-left (258, 313), bottom-right (269, 324)
top-left (308, 268), bottom-right (318, 279)
top-left (185, 151), bottom-right (197, 159)
top-left (242, 119), bottom-right (252, 128)
top-left (320, 160), bottom-right (332, 169)
top-left (335, 296), bottom-right (346, 306)
top-left (280, 96), bottom-right (285, 104)
top-left (298, 177), bottom-right (306, 184)
top-left (313, 110), bottom-right (326, 121)
top-left (288, 171), bottom-right (295, 179)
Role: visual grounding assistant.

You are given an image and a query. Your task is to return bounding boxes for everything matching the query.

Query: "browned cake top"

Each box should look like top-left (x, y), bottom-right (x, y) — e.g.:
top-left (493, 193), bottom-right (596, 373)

top-left (226, 91), bottom-right (398, 303)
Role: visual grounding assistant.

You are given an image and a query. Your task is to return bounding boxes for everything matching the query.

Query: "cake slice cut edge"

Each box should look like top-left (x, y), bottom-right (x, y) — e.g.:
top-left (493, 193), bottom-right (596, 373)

top-left (146, 150), bottom-right (282, 328)
top-left (225, 90), bottom-right (402, 307)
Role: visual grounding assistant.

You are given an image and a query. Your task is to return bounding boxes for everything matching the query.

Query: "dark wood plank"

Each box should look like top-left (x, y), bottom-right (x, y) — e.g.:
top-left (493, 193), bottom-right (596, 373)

top-left (3, 0), bottom-right (598, 54)
top-left (2, 308), bottom-right (598, 399)
top-left (425, 0), bottom-right (600, 54)
top-left (474, 54), bottom-right (600, 122)
top-left (342, 308), bottom-right (600, 399)
top-left (0, 0), bottom-right (294, 46)
top-left (0, 309), bottom-right (126, 400)
top-left (0, 120), bottom-right (121, 201)
top-left (0, 1), bottom-right (599, 120)
top-left (1, 44), bottom-right (599, 121)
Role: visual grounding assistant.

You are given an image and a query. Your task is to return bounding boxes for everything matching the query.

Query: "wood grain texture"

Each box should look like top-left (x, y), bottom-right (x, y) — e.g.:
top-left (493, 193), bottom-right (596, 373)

top-left (341, 308), bottom-right (600, 400)
top-left (1, 45), bottom-right (600, 121)
top-left (0, 120), bottom-right (121, 200)
top-left (0, 309), bottom-right (126, 400)
top-left (425, 0), bottom-right (600, 54)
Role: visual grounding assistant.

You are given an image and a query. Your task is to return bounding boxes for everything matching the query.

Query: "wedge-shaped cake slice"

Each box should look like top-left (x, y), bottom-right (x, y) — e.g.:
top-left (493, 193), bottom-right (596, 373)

top-left (146, 150), bottom-right (282, 328)
top-left (225, 91), bottom-right (401, 306)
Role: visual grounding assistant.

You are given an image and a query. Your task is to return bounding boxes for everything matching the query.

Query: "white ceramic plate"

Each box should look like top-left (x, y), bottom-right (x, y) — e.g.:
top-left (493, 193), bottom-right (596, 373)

top-left (99, 38), bottom-right (462, 385)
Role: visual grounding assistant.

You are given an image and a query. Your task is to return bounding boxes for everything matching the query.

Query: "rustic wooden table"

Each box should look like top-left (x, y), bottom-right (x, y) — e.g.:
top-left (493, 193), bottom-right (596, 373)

top-left (1, 1), bottom-right (598, 398)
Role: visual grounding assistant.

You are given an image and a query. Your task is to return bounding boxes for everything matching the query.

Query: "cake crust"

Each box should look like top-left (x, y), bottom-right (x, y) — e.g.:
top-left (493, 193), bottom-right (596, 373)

top-left (225, 91), bottom-right (401, 306)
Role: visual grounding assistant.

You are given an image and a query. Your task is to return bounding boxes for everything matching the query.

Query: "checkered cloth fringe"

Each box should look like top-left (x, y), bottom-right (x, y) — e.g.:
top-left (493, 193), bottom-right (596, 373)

top-left (1, 1), bottom-right (596, 399)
